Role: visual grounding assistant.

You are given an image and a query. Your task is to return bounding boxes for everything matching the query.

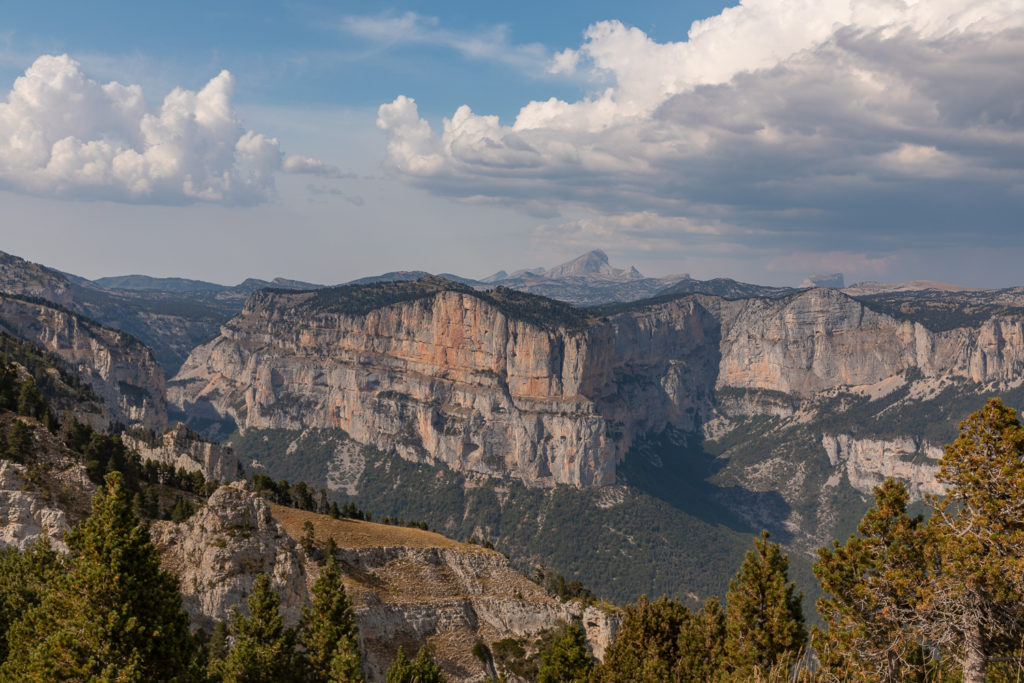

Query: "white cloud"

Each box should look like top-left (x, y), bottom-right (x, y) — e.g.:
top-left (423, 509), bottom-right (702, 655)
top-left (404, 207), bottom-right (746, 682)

top-left (0, 55), bottom-right (334, 204)
top-left (282, 154), bottom-right (349, 178)
top-left (377, 0), bottom-right (1024, 250)
top-left (340, 12), bottom-right (549, 73)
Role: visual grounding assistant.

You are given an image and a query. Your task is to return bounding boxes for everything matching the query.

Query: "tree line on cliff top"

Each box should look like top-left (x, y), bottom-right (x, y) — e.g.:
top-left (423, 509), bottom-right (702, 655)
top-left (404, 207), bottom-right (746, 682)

top-left (5, 381), bottom-right (1024, 679)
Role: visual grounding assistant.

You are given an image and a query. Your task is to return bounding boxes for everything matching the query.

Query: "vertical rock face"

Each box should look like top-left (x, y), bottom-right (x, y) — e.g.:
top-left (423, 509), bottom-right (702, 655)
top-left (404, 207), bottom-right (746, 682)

top-left (123, 423), bottom-right (242, 483)
top-left (151, 484), bottom-right (309, 631)
top-left (171, 289), bottom-right (720, 487)
top-left (821, 434), bottom-right (944, 501)
top-left (0, 295), bottom-right (168, 430)
top-left (170, 283), bottom-right (1024, 489)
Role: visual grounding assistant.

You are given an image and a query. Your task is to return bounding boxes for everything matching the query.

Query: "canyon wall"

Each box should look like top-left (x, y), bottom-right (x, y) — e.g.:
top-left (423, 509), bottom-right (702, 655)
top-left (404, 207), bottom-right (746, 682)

top-left (171, 283), bottom-right (1024, 489)
top-left (0, 295), bottom-right (168, 430)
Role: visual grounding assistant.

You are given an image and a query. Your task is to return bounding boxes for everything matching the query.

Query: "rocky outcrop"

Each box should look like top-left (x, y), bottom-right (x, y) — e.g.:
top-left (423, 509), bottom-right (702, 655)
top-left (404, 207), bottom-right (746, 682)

top-left (151, 484), bottom-right (308, 631)
top-left (0, 416), bottom-right (95, 552)
top-left (709, 288), bottom-right (1024, 396)
top-left (822, 434), bottom-right (944, 501)
top-left (123, 423), bottom-right (242, 483)
top-left (0, 295), bottom-right (167, 430)
top-left (0, 460), bottom-right (73, 553)
top-left (270, 506), bottom-right (618, 682)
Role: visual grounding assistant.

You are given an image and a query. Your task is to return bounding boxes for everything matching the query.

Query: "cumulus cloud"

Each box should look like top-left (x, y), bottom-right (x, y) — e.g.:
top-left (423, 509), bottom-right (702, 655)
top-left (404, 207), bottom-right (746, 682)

top-left (0, 55), bottom-right (334, 204)
top-left (377, 0), bottom-right (1024, 251)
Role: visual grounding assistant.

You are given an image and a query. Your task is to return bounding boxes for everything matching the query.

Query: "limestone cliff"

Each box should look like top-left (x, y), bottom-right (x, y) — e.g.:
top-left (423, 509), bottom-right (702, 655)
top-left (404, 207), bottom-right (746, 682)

top-left (821, 434), bottom-right (943, 501)
top-left (123, 423), bottom-right (242, 483)
top-left (0, 295), bottom-right (167, 430)
top-left (170, 282), bottom-right (1024, 490)
top-left (0, 251), bottom-right (72, 307)
top-left (171, 285), bottom-right (719, 487)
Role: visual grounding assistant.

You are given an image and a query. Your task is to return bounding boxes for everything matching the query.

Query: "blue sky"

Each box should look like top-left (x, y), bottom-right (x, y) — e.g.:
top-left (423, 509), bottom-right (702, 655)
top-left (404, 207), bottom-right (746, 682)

top-left (2, 1), bottom-right (1024, 287)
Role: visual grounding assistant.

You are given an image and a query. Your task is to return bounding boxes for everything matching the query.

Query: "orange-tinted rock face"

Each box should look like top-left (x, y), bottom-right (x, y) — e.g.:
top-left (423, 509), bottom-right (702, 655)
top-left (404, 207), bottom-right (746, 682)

top-left (171, 290), bottom-right (720, 487)
top-left (170, 286), bottom-right (1024, 488)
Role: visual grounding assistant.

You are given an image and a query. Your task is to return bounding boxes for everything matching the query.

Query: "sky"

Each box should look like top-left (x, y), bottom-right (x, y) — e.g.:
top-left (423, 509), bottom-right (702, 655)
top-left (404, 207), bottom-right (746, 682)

top-left (1, 1), bottom-right (1023, 288)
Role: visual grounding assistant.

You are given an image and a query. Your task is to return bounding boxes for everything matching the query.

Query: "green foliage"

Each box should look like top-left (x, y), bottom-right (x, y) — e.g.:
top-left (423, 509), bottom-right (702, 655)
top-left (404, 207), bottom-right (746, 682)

top-left (0, 535), bottom-right (63, 663)
top-left (300, 555), bottom-right (363, 682)
top-left (218, 573), bottom-right (298, 682)
top-left (594, 596), bottom-right (691, 682)
top-left (674, 596), bottom-right (727, 682)
top-left (920, 397), bottom-right (1024, 681)
top-left (0, 331), bottom-right (100, 408)
top-left (1, 418), bottom-right (33, 462)
top-left (722, 531), bottom-right (806, 679)
top-left (536, 621), bottom-right (594, 683)
top-left (206, 620), bottom-right (230, 664)
top-left (854, 291), bottom-right (1024, 332)
top-left (1, 472), bottom-right (198, 681)
top-left (169, 494), bottom-right (196, 522)
top-left (813, 479), bottom-right (930, 682)
top-left (297, 277), bottom-right (593, 332)
top-left (543, 571), bottom-right (597, 605)
top-left (385, 644), bottom-right (446, 683)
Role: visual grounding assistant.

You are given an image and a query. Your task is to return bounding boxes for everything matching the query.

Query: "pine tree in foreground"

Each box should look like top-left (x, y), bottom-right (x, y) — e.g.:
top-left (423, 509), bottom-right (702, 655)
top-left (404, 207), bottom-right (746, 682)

top-left (0, 471), bottom-right (198, 681)
top-left (218, 572), bottom-right (298, 682)
top-left (300, 554), bottom-right (364, 682)
top-left (593, 595), bottom-right (690, 682)
top-left (919, 397), bottom-right (1024, 683)
top-left (813, 479), bottom-right (930, 682)
top-left (0, 533), bottom-right (63, 664)
top-left (537, 621), bottom-right (593, 683)
top-left (722, 530), bottom-right (806, 680)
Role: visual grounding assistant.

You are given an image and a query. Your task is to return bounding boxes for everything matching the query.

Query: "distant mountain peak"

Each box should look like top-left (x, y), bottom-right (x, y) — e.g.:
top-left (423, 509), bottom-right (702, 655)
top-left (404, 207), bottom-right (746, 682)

top-left (545, 250), bottom-right (643, 282)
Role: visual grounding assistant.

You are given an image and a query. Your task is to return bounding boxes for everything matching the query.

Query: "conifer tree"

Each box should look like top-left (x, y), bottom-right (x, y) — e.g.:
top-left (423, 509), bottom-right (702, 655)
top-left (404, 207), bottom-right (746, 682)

top-left (1, 472), bottom-right (198, 681)
top-left (300, 554), bottom-right (363, 682)
top-left (918, 397), bottom-right (1024, 683)
top-left (813, 479), bottom-right (929, 682)
top-left (537, 621), bottom-right (593, 683)
top-left (722, 531), bottom-right (806, 679)
top-left (385, 644), bottom-right (446, 683)
top-left (219, 572), bottom-right (297, 682)
top-left (0, 534), bottom-right (62, 664)
top-left (593, 595), bottom-right (690, 682)
top-left (674, 596), bottom-right (726, 682)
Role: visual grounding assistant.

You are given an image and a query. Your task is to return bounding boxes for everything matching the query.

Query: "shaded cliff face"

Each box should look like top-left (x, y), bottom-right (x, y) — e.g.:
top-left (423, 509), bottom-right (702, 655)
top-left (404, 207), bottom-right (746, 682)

top-left (171, 288), bottom-right (720, 487)
top-left (0, 295), bottom-right (167, 430)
